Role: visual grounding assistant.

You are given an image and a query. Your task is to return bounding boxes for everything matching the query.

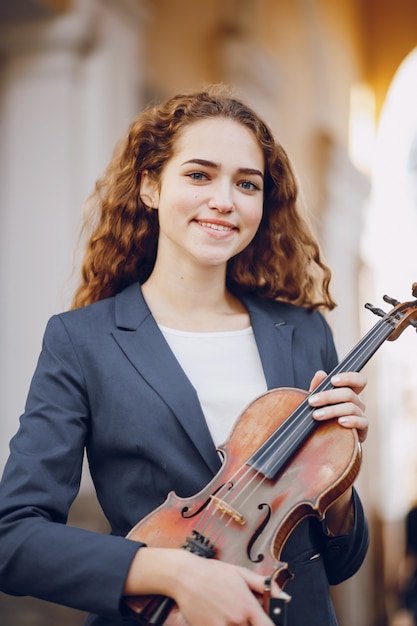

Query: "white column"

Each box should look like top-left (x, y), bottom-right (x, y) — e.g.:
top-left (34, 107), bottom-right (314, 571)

top-left (0, 0), bottom-right (146, 471)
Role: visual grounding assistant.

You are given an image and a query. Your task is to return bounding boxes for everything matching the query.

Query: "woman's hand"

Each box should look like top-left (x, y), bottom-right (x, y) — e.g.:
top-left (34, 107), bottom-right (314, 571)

top-left (171, 552), bottom-right (288, 626)
top-left (308, 370), bottom-right (368, 443)
top-left (308, 370), bottom-right (368, 535)
top-left (124, 547), bottom-right (289, 626)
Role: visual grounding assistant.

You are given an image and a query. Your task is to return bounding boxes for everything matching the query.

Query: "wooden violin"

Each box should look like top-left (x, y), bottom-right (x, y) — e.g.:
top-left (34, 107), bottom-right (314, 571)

top-left (124, 284), bottom-right (417, 625)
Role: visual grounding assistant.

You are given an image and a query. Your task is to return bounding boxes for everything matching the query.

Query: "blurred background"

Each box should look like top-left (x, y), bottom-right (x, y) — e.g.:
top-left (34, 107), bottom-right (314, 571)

top-left (0, 0), bottom-right (417, 624)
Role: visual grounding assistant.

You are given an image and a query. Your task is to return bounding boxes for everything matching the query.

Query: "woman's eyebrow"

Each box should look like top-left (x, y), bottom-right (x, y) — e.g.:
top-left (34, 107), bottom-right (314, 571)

top-left (239, 167), bottom-right (264, 180)
top-left (181, 158), bottom-right (219, 168)
top-left (181, 158), bottom-right (264, 179)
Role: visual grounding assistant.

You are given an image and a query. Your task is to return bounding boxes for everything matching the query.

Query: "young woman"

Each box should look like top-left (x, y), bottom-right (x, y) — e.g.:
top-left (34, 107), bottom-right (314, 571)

top-left (0, 85), bottom-right (369, 626)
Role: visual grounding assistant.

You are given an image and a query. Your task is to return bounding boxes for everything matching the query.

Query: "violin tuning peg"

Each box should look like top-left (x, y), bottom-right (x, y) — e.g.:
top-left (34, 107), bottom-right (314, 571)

top-left (383, 295), bottom-right (400, 306)
top-left (365, 303), bottom-right (386, 318)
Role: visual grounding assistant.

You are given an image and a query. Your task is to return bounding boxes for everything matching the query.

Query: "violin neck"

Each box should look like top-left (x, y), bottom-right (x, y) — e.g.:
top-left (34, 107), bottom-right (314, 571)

top-left (315, 317), bottom-right (395, 393)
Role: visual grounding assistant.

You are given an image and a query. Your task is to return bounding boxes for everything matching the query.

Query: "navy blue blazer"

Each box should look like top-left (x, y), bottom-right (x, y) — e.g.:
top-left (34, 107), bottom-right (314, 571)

top-left (0, 283), bottom-right (368, 625)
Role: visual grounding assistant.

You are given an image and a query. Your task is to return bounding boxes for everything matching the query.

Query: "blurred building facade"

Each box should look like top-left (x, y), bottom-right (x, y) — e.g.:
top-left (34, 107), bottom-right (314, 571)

top-left (1, 1), bottom-right (417, 624)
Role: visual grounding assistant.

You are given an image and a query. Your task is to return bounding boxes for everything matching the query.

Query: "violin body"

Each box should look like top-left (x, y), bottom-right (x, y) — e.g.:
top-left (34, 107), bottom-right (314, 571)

top-left (125, 386), bottom-right (361, 624)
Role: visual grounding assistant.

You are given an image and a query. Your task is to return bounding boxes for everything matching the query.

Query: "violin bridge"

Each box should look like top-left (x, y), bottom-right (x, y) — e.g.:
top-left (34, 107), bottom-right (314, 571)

top-left (209, 495), bottom-right (246, 525)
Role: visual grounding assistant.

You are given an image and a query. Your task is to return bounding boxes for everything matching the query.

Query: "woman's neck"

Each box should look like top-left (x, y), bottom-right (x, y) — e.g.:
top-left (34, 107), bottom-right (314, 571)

top-left (142, 263), bottom-right (249, 332)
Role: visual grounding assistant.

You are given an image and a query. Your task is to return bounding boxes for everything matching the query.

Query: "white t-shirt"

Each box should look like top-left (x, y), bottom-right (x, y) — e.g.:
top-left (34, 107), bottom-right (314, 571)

top-left (159, 325), bottom-right (267, 446)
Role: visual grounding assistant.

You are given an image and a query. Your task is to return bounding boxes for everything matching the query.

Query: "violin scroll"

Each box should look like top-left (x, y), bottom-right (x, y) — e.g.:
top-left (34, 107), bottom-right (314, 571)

top-left (365, 282), bottom-right (417, 341)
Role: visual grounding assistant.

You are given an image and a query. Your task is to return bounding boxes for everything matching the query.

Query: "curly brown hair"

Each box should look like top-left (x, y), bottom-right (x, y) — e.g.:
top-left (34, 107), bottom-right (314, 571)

top-left (72, 85), bottom-right (335, 310)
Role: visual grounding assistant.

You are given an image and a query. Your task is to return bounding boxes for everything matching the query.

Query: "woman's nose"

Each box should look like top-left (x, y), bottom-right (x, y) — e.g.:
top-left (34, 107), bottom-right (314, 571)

top-left (208, 181), bottom-right (235, 213)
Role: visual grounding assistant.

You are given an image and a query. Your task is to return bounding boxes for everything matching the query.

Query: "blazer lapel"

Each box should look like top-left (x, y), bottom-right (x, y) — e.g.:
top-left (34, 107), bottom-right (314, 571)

top-left (242, 296), bottom-right (296, 390)
top-left (110, 285), bottom-right (296, 475)
top-left (111, 283), bottom-right (221, 475)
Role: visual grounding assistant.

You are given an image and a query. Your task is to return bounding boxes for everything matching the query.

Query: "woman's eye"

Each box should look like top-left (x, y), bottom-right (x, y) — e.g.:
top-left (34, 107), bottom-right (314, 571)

top-left (188, 172), bottom-right (208, 182)
top-left (239, 180), bottom-right (260, 191)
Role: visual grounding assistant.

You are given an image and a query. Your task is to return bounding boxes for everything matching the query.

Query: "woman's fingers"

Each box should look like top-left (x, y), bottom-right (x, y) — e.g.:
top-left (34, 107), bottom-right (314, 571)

top-left (308, 371), bottom-right (369, 442)
top-left (173, 554), bottom-right (290, 626)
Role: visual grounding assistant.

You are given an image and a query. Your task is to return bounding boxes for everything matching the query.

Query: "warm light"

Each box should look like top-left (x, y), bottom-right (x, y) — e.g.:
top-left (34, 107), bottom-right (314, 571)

top-left (362, 47), bottom-right (417, 520)
top-left (348, 83), bottom-right (376, 175)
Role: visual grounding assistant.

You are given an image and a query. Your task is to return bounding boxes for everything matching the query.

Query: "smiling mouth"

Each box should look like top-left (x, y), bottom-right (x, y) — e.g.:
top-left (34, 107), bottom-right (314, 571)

top-left (197, 220), bottom-right (237, 232)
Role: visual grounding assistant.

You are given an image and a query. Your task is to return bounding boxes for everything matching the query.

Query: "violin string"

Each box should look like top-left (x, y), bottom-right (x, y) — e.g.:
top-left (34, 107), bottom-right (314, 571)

top-left (192, 306), bottom-right (416, 555)
top-left (192, 318), bottom-right (394, 545)
top-left (225, 319), bottom-right (392, 498)
top-left (247, 319), bottom-right (392, 473)
top-left (193, 319), bottom-right (392, 544)
top-left (217, 303), bottom-right (416, 558)
top-left (194, 319), bottom-right (391, 552)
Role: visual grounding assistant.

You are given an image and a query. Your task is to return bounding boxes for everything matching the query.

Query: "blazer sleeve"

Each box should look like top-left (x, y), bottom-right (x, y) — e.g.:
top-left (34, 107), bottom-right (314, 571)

top-left (315, 314), bottom-right (369, 583)
top-left (322, 487), bottom-right (369, 584)
top-left (0, 315), bottom-right (143, 618)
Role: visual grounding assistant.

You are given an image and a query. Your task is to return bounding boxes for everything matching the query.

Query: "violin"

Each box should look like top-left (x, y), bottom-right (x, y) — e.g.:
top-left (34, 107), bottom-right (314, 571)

top-left (124, 285), bottom-right (417, 625)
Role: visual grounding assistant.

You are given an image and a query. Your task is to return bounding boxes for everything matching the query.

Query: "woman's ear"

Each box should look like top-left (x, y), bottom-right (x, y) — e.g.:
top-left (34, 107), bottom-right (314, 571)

top-left (139, 170), bottom-right (159, 209)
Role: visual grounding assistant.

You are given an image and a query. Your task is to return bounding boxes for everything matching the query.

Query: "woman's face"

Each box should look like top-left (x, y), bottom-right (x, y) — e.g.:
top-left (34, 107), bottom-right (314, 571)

top-left (141, 117), bottom-right (264, 271)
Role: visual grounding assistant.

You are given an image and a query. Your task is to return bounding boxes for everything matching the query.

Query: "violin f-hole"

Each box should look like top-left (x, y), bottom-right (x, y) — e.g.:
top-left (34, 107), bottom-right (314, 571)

top-left (247, 502), bottom-right (271, 563)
